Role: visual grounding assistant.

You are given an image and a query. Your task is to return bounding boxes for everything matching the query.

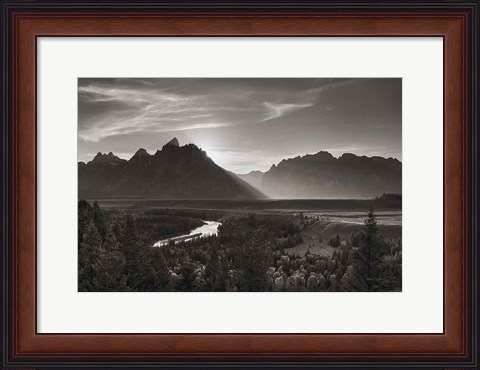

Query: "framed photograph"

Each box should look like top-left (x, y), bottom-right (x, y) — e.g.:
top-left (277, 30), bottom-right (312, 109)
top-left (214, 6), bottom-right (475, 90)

top-left (1, 0), bottom-right (478, 368)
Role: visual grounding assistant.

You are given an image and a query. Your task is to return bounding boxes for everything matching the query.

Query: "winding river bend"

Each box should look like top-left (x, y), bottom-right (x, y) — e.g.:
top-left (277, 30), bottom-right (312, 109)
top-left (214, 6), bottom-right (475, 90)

top-left (153, 220), bottom-right (221, 248)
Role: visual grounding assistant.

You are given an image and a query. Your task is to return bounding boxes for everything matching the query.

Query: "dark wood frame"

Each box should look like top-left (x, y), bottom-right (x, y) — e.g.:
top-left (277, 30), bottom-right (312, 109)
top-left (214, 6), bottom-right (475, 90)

top-left (1, 0), bottom-right (479, 368)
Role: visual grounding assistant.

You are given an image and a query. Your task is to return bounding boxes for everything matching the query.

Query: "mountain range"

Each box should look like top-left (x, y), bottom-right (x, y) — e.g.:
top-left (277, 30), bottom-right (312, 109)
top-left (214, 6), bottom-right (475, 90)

top-left (257, 151), bottom-right (401, 199)
top-left (78, 138), bottom-right (264, 200)
top-left (79, 138), bottom-right (401, 200)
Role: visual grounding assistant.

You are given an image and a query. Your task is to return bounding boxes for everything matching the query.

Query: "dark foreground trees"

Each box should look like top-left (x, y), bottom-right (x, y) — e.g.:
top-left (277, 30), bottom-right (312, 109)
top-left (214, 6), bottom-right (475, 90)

top-left (341, 208), bottom-right (402, 292)
top-left (78, 201), bottom-right (402, 292)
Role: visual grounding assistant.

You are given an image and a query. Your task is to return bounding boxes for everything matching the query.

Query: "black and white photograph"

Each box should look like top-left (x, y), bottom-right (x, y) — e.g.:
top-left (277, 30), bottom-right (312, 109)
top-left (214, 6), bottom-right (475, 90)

top-left (78, 78), bottom-right (402, 292)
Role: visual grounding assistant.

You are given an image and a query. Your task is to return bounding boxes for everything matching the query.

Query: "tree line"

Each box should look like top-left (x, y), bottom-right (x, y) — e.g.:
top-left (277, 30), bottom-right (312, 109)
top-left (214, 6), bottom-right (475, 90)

top-left (78, 201), bottom-right (401, 292)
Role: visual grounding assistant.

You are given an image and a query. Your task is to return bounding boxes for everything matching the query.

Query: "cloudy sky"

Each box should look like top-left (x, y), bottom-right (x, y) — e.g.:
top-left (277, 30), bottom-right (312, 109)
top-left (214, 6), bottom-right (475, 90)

top-left (78, 78), bottom-right (401, 173)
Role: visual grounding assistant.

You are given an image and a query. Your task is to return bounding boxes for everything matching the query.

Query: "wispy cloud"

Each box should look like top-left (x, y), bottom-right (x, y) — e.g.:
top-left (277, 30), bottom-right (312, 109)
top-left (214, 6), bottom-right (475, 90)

top-left (301, 78), bottom-right (359, 97)
top-left (79, 78), bottom-right (360, 142)
top-left (78, 121), bottom-right (231, 142)
top-left (259, 79), bottom-right (359, 122)
top-left (78, 83), bottom-right (254, 142)
top-left (261, 102), bottom-right (313, 121)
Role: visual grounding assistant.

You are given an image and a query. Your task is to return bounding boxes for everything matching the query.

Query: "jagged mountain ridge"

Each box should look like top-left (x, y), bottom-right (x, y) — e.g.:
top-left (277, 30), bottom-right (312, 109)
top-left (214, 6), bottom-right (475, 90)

top-left (86, 151), bottom-right (126, 166)
top-left (79, 139), bottom-right (401, 200)
top-left (260, 151), bottom-right (401, 199)
top-left (78, 138), bottom-right (265, 200)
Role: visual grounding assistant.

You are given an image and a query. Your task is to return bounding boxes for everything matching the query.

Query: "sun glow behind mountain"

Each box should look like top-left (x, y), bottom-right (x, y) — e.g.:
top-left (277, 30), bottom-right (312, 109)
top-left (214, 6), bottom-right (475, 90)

top-left (78, 78), bottom-right (402, 173)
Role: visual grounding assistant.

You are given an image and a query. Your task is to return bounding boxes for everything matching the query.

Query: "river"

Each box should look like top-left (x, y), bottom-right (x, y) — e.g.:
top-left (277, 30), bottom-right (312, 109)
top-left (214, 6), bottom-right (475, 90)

top-left (153, 220), bottom-right (222, 247)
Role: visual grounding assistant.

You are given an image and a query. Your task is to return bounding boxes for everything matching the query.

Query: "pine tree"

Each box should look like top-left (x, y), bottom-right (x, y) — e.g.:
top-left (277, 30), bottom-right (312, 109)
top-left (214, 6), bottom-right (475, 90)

top-left (179, 259), bottom-right (196, 291)
top-left (341, 208), bottom-right (387, 292)
top-left (236, 238), bottom-right (272, 292)
top-left (91, 228), bottom-right (127, 291)
top-left (119, 214), bottom-right (149, 291)
top-left (92, 201), bottom-right (106, 241)
top-left (205, 242), bottom-right (227, 291)
top-left (78, 200), bottom-right (93, 246)
top-left (150, 247), bottom-right (170, 291)
top-left (78, 222), bottom-right (102, 291)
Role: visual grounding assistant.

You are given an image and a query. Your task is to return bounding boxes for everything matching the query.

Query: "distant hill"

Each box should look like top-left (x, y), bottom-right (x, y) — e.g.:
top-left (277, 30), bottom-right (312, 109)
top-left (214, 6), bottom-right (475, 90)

top-left (78, 138), bottom-right (265, 200)
top-left (237, 170), bottom-right (265, 189)
top-left (260, 151), bottom-right (401, 199)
